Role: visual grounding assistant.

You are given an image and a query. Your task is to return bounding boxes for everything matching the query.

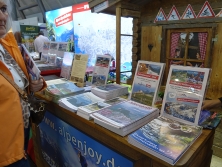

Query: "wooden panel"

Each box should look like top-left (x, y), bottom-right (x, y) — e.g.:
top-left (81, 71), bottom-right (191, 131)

top-left (122, 9), bottom-right (141, 18)
top-left (140, 0), bottom-right (222, 25)
top-left (206, 23), bottom-right (222, 99)
top-left (212, 145), bottom-right (222, 158)
top-left (116, 7), bottom-right (121, 84)
top-left (141, 26), bottom-right (162, 62)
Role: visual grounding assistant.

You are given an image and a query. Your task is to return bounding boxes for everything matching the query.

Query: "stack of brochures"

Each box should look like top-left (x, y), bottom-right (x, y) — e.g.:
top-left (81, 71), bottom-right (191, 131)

top-left (128, 65), bottom-right (211, 165)
top-left (58, 92), bottom-right (104, 112)
top-left (44, 78), bottom-right (85, 103)
top-left (91, 100), bottom-right (159, 136)
top-left (91, 83), bottom-right (129, 100)
top-left (77, 97), bottom-right (126, 120)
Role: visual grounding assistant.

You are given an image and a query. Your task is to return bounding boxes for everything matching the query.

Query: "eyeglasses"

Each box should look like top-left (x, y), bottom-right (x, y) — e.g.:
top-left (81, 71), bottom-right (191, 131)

top-left (0, 6), bottom-right (8, 15)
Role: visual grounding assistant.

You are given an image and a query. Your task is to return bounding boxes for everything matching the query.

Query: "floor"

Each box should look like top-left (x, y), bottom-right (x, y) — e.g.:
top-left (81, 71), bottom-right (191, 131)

top-left (210, 155), bottom-right (222, 167)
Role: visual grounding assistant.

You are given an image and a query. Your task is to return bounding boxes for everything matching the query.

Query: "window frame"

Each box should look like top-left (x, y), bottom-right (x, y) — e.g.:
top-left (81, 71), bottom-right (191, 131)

top-left (163, 27), bottom-right (213, 84)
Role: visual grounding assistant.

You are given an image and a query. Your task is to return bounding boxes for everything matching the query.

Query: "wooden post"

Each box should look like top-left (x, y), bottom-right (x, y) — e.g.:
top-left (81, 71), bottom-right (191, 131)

top-left (116, 7), bottom-right (121, 84)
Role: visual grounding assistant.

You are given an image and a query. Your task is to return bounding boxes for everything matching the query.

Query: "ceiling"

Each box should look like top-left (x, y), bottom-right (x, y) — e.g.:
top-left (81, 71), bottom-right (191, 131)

top-left (13, 0), bottom-right (88, 22)
top-left (13, 0), bottom-right (153, 22)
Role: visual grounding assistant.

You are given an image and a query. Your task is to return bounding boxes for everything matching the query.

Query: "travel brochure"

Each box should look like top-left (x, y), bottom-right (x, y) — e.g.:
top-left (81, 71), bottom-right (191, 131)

top-left (91, 100), bottom-right (159, 136)
top-left (70, 54), bottom-right (89, 87)
top-left (91, 83), bottom-right (129, 100)
top-left (21, 44), bottom-right (40, 80)
top-left (128, 116), bottom-right (202, 165)
top-left (58, 92), bottom-right (104, 112)
top-left (91, 55), bottom-right (111, 86)
top-left (129, 60), bottom-right (165, 107)
top-left (60, 52), bottom-right (75, 79)
top-left (77, 97), bottom-right (126, 120)
top-left (161, 65), bottom-right (211, 125)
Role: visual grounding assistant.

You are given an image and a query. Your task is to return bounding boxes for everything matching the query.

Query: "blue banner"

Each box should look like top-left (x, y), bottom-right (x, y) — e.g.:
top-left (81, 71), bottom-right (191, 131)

top-left (39, 111), bottom-right (133, 167)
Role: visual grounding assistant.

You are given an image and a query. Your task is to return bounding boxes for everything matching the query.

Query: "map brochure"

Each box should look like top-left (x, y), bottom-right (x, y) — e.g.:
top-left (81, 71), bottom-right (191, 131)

top-left (91, 55), bottom-right (111, 86)
top-left (161, 65), bottom-right (211, 126)
top-left (58, 92), bottom-right (104, 112)
top-left (21, 44), bottom-right (41, 80)
top-left (128, 116), bottom-right (203, 165)
top-left (91, 83), bottom-right (129, 100)
top-left (44, 78), bottom-right (85, 103)
top-left (77, 97), bottom-right (127, 120)
top-left (70, 54), bottom-right (89, 87)
top-left (129, 60), bottom-right (165, 107)
top-left (60, 52), bottom-right (75, 79)
top-left (91, 100), bottom-right (159, 136)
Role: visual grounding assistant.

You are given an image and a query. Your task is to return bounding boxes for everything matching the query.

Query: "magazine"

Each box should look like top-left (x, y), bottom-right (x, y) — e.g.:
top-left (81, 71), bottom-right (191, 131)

top-left (198, 110), bottom-right (221, 129)
top-left (91, 83), bottom-right (129, 100)
top-left (58, 92), bottom-right (104, 112)
top-left (91, 55), bottom-right (111, 86)
top-left (128, 116), bottom-right (202, 165)
top-left (129, 60), bottom-right (165, 107)
top-left (91, 100), bottom-right (159, 136)
top-left (77, 97), bottom-right (126, 120)
top-left (44, 78), bottom-right (84, 103)
top-left (161, 65), bottom-right (211, 125)
top-left (60, 52), bottom-right (75, 79)
top-left (21, 44), bottom-right (41, 80)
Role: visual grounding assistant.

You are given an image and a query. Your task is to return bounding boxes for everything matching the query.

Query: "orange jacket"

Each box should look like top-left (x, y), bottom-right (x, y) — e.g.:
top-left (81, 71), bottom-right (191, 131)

top-left (0, 32), bottom-right (46, 166)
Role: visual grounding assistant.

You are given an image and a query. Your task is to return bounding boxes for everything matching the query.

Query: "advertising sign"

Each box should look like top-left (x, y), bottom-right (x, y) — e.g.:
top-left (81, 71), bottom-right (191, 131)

top-left (39, 111), bottom-right (133, 167)
top-left (20, 25), bottom-right (39, 52)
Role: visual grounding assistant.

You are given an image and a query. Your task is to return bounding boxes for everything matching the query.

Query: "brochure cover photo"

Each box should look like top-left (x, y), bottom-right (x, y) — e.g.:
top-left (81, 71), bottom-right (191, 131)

top-left (161, 65), bottom-right (210, 125)
top-left (130, 61), bottom-right (165, 107)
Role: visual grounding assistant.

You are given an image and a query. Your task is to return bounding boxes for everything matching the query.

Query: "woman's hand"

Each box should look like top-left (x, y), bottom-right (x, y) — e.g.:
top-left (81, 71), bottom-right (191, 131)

top-left (29, 75), bottom-right (44, 92)
top-left (202, 99), bottom-right (221, 110)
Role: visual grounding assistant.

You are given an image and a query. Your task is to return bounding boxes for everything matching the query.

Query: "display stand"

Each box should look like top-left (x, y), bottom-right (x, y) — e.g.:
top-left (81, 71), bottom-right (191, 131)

top-left (31, 97), bottom-right (215, 167)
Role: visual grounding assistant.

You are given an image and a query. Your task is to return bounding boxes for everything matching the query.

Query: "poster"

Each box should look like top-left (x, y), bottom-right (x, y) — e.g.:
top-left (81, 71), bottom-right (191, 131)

top-left (20, 25), bottom-right (39, 52)
top-left (39, 111), bottom-right (134, 167)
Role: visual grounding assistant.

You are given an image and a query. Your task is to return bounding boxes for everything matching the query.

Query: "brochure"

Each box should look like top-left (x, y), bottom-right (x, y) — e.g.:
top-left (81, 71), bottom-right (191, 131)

top-left (70, 54), bottom-right (89, 87)
top-left (60, 52), bottom-right (75, 79)
top-left (129, 60), bottom-right (165, 107)
top-left (161, 65), bottom-right (211, 125)
top-left (21, 44), bottom-right (41, 80)
top-left (91, 55), bottom-right (111, 86)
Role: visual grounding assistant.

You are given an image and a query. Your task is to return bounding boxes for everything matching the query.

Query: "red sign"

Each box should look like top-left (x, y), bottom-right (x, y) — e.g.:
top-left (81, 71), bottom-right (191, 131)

top-left (169, 80), bottom-right (202, 90)
top-left (54, 11), bottom-right (73, 27)
top-left (177, 98), bottom-right (200, 103)
top-left (72, 2), bottom-right (90, 13)
top-left (137, 72), bottom-right (159, 80)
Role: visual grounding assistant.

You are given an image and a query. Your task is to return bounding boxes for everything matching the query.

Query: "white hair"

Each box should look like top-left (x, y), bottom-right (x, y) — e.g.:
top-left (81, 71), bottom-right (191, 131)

top-left (1, 0), bottom-right (12, 32)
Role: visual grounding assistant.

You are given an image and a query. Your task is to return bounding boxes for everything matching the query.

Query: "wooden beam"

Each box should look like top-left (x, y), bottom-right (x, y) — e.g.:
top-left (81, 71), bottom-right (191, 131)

top-left (121, 9), bottom-right (140, 18)
top-left (88, 0), bottom-right (106, 8)
top-left (120, 1), bottom-right (140, 11)
top-left (116, 7), bottom-right (121, 84)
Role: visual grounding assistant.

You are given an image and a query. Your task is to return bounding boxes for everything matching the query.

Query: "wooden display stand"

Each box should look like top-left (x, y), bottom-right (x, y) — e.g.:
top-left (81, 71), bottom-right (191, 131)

top-left (32, 101), bottom-right (215, 167)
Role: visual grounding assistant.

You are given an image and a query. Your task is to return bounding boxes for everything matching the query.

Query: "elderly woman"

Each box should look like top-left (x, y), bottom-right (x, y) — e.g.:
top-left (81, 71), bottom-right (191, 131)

top-left (0, 0), bottom-right (46, 166)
